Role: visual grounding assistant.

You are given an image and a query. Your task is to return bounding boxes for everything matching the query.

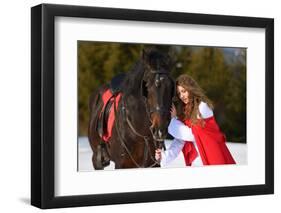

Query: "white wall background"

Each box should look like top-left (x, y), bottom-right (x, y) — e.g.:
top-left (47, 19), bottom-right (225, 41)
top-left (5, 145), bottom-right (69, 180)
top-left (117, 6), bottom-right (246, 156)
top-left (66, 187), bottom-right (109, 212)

top-left (0, 0), bottom-right (279, 212)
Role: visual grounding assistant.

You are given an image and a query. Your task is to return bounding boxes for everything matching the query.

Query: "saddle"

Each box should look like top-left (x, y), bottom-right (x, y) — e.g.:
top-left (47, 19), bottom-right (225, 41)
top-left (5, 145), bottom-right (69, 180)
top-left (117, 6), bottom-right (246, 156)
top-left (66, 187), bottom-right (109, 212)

top-left (96, 74), bottom-right (125, 142)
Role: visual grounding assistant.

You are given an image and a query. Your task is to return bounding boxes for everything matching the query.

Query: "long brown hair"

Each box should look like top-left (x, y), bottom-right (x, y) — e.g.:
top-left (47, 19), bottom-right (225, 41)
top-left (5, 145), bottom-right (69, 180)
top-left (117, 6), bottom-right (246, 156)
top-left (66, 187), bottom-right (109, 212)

top-left (174, 74), bottom-right (213, 125)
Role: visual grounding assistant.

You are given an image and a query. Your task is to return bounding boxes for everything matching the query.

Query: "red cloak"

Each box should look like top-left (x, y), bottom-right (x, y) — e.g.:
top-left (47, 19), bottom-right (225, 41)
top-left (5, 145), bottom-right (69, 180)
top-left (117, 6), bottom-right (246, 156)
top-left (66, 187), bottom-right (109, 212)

top-left (182, 117), bottom-right (236, 166)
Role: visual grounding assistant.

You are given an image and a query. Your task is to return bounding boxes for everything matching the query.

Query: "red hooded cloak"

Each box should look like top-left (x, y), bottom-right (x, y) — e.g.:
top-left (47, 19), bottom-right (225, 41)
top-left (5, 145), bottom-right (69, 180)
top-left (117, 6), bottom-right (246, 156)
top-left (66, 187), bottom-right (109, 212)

top-left (182, 116), bottom-right (236, 166)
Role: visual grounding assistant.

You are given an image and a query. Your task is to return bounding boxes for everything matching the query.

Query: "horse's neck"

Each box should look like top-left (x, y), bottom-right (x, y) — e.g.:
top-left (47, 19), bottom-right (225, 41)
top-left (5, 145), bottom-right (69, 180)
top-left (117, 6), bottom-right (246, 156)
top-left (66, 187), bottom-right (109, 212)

top-left (124, 94), bottom-right (145, 113)
top-left (122, 95), bottom-right (150, 126)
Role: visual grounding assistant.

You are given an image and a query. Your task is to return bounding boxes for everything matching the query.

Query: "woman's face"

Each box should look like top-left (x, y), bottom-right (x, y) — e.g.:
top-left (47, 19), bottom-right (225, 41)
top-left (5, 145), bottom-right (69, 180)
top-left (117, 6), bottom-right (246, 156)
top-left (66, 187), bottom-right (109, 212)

top-left (177, 85), bottom-right (189, 104)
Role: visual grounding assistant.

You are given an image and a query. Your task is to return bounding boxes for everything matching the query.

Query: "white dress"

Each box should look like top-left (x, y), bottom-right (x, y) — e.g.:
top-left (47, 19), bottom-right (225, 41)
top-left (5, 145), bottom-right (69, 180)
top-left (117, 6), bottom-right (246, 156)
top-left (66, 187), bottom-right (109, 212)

top-left (160, 102), bottom-right (213, 167)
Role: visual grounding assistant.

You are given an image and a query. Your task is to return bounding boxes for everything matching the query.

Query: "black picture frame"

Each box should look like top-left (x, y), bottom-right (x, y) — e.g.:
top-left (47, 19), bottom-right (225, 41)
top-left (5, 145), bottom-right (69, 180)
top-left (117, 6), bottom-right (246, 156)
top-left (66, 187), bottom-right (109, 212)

top-left (31, 3), bottom-right (274, 209)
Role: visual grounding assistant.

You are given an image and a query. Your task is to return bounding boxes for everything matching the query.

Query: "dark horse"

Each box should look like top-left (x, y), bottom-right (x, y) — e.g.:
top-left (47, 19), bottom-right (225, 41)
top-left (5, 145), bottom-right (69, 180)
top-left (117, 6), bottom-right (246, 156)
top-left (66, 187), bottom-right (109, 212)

top-left (88, 49), bottom-right (175, 169)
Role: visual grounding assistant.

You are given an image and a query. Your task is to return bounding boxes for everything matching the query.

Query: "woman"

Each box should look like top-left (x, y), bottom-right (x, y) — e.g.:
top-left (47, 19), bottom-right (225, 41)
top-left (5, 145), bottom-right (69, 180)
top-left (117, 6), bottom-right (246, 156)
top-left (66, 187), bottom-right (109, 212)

top-left (155, 74), bottom-right (236, 167)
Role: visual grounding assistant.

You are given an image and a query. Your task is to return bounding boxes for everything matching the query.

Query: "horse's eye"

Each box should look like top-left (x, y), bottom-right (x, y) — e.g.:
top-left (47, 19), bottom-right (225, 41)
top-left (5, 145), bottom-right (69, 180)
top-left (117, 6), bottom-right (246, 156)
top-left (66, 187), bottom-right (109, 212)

top-left (155, 79), bottom-right (161, 87)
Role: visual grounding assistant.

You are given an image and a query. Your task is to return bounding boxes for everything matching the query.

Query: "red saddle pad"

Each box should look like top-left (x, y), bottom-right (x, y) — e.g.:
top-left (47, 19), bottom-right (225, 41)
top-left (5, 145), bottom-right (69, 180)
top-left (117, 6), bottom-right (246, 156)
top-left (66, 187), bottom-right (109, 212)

top-left (100, 89), bottom-right (122, 142)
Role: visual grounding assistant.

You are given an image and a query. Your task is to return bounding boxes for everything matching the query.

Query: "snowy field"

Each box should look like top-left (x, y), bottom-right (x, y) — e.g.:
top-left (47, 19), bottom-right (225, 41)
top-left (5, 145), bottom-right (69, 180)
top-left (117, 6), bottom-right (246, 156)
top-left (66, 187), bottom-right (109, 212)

top-left (78, 137), bottom-right (247, 171)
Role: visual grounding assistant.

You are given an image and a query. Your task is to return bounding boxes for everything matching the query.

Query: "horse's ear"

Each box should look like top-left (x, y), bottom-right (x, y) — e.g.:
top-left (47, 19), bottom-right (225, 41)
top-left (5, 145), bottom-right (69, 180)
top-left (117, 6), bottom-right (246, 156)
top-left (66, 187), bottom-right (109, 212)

top-left (142, 49), bottom-right (149, 63)
top-left (167, 50), bottom-right (176, 70)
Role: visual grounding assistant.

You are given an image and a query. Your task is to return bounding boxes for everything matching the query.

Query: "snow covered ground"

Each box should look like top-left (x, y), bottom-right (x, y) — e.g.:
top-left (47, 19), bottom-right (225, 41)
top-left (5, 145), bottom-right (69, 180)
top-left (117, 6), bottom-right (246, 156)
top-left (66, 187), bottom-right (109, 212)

top-left (78, 137), bottom-right (247, 171)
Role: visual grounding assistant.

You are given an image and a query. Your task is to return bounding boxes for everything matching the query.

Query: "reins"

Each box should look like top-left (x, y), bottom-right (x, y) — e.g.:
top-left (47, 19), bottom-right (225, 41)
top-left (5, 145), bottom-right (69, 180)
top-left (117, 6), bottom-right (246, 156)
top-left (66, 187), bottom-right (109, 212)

top-left (114, 96), bottom-right (160, 168)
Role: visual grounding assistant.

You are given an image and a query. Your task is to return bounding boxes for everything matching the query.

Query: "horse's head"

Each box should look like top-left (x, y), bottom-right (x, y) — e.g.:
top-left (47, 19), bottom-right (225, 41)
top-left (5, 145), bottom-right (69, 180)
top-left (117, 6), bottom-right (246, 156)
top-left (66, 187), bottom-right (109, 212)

top-left (141, 48), bottom-right (175, 142)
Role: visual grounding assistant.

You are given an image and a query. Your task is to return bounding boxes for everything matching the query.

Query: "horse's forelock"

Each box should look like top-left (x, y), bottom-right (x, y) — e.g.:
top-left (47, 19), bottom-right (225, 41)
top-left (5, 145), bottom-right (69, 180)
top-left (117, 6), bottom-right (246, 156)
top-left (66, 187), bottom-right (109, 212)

top-left (143, 50), bottom-right (171, 72)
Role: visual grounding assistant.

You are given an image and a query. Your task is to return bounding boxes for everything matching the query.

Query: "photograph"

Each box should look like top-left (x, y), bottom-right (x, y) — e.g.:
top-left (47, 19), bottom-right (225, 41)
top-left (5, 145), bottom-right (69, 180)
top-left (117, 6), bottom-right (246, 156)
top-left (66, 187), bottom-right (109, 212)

top-left (78, 42), bottom-right (247, 171)
top-left (30, 3), bottom-right (274, 208)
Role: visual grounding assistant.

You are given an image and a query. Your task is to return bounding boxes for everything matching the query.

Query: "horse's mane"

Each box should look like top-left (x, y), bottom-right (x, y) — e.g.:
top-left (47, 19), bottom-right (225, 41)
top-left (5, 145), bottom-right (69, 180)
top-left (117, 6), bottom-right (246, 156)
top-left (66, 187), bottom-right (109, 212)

top-left (119, 48), bottom-right (172, 97)
top-left (119, 61), bottom-right (144, 97)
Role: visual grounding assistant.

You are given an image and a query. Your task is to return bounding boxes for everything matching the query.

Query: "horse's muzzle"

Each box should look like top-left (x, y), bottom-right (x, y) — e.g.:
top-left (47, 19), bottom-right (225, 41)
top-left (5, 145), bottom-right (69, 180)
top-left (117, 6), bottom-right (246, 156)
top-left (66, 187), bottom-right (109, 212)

top-left (150, 127), bottom-right (167, 142)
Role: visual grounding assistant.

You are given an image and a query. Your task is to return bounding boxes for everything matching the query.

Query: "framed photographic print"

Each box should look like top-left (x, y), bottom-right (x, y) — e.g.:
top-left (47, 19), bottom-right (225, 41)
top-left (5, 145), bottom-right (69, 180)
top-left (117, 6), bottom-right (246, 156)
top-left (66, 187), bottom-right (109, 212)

top-left (31, 3), bottom-right (274, 209)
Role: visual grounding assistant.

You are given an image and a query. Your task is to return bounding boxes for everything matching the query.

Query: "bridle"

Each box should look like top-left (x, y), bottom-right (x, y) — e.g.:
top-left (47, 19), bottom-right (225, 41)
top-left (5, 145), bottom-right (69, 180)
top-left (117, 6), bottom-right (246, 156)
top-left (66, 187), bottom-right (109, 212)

top-left (141, 68), bottom-right (175, 128)
top-left (113, 67), bottom-right (175, 168)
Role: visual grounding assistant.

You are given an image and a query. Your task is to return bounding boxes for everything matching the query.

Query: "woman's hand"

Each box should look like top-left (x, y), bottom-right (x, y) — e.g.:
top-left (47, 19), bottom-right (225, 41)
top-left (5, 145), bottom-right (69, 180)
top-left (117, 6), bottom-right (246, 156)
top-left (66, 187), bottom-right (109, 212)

top-left (170, 103), bottom-right (177, 118)
top-left (155, 149), bottom-right (162, 162)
